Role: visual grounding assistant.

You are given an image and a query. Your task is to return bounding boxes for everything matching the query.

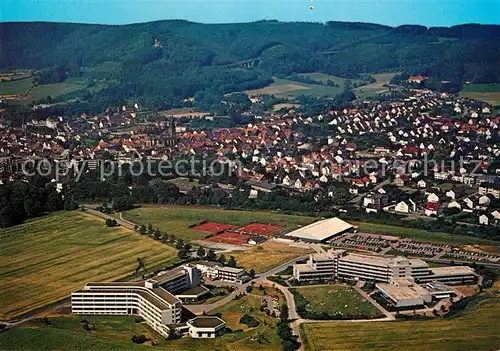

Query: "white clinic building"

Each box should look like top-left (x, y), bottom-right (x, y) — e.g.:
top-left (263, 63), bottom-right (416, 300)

top-left (293, 250), bottom-right (476, 285)
top-left (71, 265), bottom-right (206, 338)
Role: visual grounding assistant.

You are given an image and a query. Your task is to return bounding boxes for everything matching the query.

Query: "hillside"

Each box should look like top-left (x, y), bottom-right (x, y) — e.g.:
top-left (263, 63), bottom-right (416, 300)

top-left (1, 21), bottom-right (499, 112)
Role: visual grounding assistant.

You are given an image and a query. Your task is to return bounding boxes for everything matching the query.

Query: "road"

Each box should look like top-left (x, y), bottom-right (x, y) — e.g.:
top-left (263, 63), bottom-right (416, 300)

top-left (81, 207), bottom-right (136, 230)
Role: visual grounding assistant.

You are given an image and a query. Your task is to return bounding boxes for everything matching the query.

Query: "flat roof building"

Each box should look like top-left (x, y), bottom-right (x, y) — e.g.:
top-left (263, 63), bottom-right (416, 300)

top-left (293, 250), bottom-right (476, 285)
top-left (187, 316), bottom-right (226, 338)
top-left (71, 265), bottom-right (219, 338)
top-left (376, 278), bottom-right (431, 307)
top-left (285, 217), bottom-right (354, 242)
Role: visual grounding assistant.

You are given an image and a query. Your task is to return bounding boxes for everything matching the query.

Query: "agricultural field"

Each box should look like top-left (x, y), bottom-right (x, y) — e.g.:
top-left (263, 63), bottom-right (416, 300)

top-left (245, 77), bottom-right (344, 98)
top-left (352, 221), bottom-right (500, 249)
top-left (301, 282), bottom-right (500, 351)
top-left (354, 72), bottom-right (398, 99)
top-left (27, 81), bottom-right (85, 102)
top-left (0, 77), bottom-right (86, 103)
top-left (0, 211), bottom-right (177, 320)
top-left (292, 285), bottom-right (382, 319)
top-left (231, 242), bottom-right (313, 273)
top-left (272, 102), bottom-right (301, 111)
top-left (460, 83), bottom-right (500, 105)
top-left (121, 206), bottom-right (315, 242)
top-left (0, 76), bottom-right (33, 95)
top-left (0, 316), bottom-right (161, 350)
top-left (300, 73), bottom-right (367, 87)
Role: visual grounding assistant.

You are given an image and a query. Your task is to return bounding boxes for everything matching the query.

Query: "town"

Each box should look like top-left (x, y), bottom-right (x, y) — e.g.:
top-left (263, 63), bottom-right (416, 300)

top-left (1, 77), bottom-right (499, 351)
top-left (1, 12), bottom-right (500, 351)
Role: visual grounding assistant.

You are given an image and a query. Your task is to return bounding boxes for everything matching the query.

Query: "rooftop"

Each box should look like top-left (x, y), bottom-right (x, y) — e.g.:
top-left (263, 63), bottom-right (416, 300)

top-left (175, 285), bottom-right (210, 298)
top-left (187, 316), bottom-right (225, 328)
top-left (429, 266), bottom-right (475, 277)
top-left (147, 267), bottom-right (188, 286)
top-left (376, 282), bottom-right (429, 301)
top-left (285, 217), bottom-right (353, 241)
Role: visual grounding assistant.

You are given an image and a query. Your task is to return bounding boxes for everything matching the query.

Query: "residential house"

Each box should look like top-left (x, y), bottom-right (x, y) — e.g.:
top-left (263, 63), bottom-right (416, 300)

top-left (479, 184), bottom-right (500, 199)
top-left (394, 200), bottom-right (416, 214)
top-left (425, 202), bottom-right (440, 217)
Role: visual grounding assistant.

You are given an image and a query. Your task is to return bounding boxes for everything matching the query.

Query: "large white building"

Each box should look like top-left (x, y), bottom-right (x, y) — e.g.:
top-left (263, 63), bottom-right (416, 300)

top-left (285, 217), bottom-right (354, 242)
top-left (72, 265), bottom-right (211, 338)
top-left (293, 250), bottom-right (476, 285)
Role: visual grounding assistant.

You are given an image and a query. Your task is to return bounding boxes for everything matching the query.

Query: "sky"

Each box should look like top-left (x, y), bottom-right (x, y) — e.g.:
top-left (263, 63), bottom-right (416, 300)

top-left (1, 0), bottom-right (499, 27)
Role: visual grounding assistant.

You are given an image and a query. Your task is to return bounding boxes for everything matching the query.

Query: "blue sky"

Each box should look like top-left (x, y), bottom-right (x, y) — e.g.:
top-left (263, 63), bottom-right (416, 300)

top-left (1, 0), bottom-right (499, 26)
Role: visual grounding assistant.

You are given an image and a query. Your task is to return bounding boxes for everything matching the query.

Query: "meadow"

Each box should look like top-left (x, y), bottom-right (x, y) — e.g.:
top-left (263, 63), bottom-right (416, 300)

top-left (292, 285), bottom-right (382, 319)
top-left (354, 73), bottom-right (398, 99)
top-left (231, 242), bottom-right (313, 273)
top-left (121, 206), bottom-right (315, 242)
top-left (245, 77), bottom-right (346, 98)
top-left (0, 294), bottom-right (282, 351)
top-left (0, 76), bottom-right (33, 94)
top-left (168, 294), bottom-right (282, 351)
top-left (459, 83), bottom-right (500, 105)
top-left (0, 211), bottom-right (177, 320)
top-left (301, 282), bottom-right (500, 351)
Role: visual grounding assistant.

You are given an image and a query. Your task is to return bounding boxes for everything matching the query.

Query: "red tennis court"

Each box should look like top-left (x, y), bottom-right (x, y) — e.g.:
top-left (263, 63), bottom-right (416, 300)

top-left (236, 222), bottom-right (283, 236)
top-left (207, 232), bottom-right (251, 245)
top-left (192, 222), bottom-right (236, 234)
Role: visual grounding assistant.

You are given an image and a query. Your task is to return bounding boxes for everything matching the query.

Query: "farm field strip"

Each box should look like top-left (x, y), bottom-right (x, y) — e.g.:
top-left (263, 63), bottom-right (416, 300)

top-left (0, 211), bottom-right (177, 320)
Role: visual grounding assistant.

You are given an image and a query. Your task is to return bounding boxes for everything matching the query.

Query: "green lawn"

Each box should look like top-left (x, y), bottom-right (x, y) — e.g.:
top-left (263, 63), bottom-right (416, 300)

top-left (245, 77), bottom-right (345, 98)
top-left (0, 77), bottom-right (33, 94)
top-left (0, 211), bottom-right (177, 320)
top-left (301, 282), bottom-right (500, 351)
top-left (292, 285), bottom-right (382, 319)
top-left (459, 84), bottom-right (500, 105)
top-left (354, 72), bottom-right (398, 99)
top-left (168, 294), bottom-right (282, 351)
top-left (121, 206), bottom-right (315, 242)
top-left (0, 316), bottom-right (153, 351)
top-left (352, 221), bottom-right (499, 248)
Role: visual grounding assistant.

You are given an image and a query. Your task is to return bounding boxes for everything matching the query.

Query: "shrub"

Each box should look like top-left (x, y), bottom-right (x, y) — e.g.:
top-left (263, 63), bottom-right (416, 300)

top-left (131, 334), bottom-right (148, 344)
top-left (239, 314), bottom-right (260, 328)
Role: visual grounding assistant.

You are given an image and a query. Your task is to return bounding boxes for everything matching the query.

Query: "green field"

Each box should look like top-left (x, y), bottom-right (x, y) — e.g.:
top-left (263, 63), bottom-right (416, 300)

top-left (352, 221), bottom-right (499, 249)
top-left (0, 211), bottom-right (177, 320)
top-left (0, 316), bottom-right (159, 350)
top-left (293, 285), bottom-right (382, 319)
top-left (0, 77), bottom-right (33, 95)
top-left (460, 83), bottom-right (500, 105)
top-left (168, 294), bottom-right (282, 351)
top-left (354, 73), bottom-right (398, 99)
top-left (301, 282), bottom-right (500, 351)
top-left (121, 206), bottom-right (315, 242)
top-left (0, 77), bottom-right (85, 102)
top-left (245, 77), bottom-right (345, 98)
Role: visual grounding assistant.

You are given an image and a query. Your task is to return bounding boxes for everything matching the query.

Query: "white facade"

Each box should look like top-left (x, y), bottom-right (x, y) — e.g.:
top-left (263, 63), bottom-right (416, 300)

top-left (187, 317), bottom-right (226, 338)
top-left (293, 250), bottom-right (475, 285)
top-left (72, 283), bottom-right (182, 337)
top-left (72, 265), bottom-right (204, 338)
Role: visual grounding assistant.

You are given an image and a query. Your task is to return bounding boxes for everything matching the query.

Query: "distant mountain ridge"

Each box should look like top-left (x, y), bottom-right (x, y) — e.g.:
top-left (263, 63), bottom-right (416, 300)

top-left (1, 20), bottom-right (499, 111)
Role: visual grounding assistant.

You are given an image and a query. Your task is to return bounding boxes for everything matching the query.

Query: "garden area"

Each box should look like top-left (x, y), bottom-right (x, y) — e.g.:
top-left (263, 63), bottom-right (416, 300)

top-left (292, 285), bottom-right (383, 320)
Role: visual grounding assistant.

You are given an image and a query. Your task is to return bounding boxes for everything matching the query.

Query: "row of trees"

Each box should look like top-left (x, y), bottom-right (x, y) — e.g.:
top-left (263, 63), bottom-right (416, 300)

top-left (0, 181), bottom-right (78, 227)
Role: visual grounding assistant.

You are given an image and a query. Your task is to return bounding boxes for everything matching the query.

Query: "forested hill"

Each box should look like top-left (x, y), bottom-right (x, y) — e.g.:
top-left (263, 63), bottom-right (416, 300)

top-left (1, 20), bottom-right (499, 111)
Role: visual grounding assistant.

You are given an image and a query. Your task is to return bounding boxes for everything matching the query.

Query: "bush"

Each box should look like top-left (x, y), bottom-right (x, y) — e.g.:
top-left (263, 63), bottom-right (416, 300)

top-left (131, 334), bottom-right (148, 344)
top-left (239, 314), bottom-right (260, 328)
top-left (246, 286), bottom-right (253, 293)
